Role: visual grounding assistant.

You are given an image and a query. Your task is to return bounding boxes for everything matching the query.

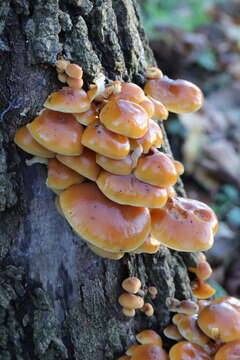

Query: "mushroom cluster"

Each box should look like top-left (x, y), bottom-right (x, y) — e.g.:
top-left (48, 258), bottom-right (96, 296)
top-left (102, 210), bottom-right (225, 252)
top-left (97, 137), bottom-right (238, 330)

top-left (14, 61), bottom-right (218, 261)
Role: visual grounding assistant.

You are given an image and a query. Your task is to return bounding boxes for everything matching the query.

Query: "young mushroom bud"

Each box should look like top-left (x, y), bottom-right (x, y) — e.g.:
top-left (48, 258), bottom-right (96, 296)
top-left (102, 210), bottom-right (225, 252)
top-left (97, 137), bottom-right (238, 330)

top-left (136, 329), bottom-right (162, 346)
top-left (188, 261), bottom-right (213, 280)
top-left (121, 277), bottom-right (142, 294)
top-left (65, 63), bottom-right (83, 79)
top-left (148, 287), bottom-right (158, 299)
top-left (141, 303), bottom-right (154, 317)
top-left (146, 67), bottom-right (163, 80)
top-left (56, 58), bottom-right (70, 73)
top-left (118, 293), bottom-right (144, 310)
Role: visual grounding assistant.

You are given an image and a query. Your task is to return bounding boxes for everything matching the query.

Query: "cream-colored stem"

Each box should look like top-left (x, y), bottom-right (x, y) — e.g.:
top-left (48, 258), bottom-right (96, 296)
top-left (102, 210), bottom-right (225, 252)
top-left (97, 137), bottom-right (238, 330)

top-left (25, 156), bottom-right (48, 166)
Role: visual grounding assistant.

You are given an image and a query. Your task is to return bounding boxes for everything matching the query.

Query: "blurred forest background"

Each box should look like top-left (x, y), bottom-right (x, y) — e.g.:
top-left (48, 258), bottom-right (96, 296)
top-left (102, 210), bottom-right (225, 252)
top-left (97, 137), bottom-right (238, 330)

top-left (140, 0), bottom-right (240, 297)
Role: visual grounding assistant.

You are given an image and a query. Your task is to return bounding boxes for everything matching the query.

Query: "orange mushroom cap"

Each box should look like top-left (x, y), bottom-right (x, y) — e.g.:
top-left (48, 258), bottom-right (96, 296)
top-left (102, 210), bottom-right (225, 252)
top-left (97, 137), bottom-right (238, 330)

top-left (47, 159), bottom-right (84, 191)
top-left (169, 341), bottom-right (211, 360)
top-left (214, 340), bottom-right (240, 360)
top-left (167, 298), bottom-right (199, 315)
top-left (151, 197), bottom-right (217, 252)
top-left (100, 99), bottom-right (149, 139)
top-left (96, 153), bottom-right (133, 176)
top-left (110, 82), bottom-right (145, 104)
top-left (134, 149), bottom-right (178, 187)
top-left (44, 87), bottom-right (90, 113)
top-left (163, 324), bottom-right (183, 341)
top-left (133, 234), bottom-right (161, 254)
top-left (87, 243), bottom-right (124, 260)
top-left (56, 148), bottom-right (101, 181)
top-left (141, 303), bottom-right (154, 317)
top-left (198, 301), bottom-right (240, 342)
top-left (126, 344), bottom-right (140, 355)
top-left (65, 63), bottom-right (83, 79)
top-left (176, 314), bottom-right (209, 345)
top-left (148, 96), bottom-right (169, 120)
top-left (146, 67), bottom-right (163, 80)
top-left (131, 344), bottom-right (169, 360)
top-left (122, 277), bottom-right (141, 294)
top-left (174, 160), bottom-right (184, 176)
top-left (192, 279), bottom-right (216, 299)
top-left (59, 182), bottom-right (151, 252)
top-left (97, 171), bottom-right (168, 208)
top-left (139, 96), bottom-right (155, 117)
top-left (188, 261), bottom-right (213, 280)
top-left (27, 110), bottom-right (84, 156)
top-left (136, 330), bottom-right (163, 346)
top-left (118, 293), bottom-right (144, 309)
top-left (81, 120), bottom-right (130, 160)
top-left (122, 308), bottom-right (136, 317)
top-left (212, 296), bottom-right (240, 312)
top-left (66, 76), bottom-right (84, 89)
top-left (130, 120), bottom-right (163, 154)
top-left (14, 126), bottom-right (55, 158)
top-left (144, 77), bottom-right (204, 114)
top-left (73, 103), bottom-right (97, 126)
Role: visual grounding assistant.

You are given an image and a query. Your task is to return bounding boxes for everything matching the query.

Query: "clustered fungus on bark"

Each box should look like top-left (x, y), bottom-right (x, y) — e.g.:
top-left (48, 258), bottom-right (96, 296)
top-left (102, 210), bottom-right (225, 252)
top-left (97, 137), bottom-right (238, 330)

top-left (13, 59), bottom-right (240, 359)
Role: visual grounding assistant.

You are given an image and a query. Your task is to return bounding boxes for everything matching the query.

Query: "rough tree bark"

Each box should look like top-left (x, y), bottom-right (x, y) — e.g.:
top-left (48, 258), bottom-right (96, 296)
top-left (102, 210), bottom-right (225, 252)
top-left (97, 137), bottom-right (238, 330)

top-left (0, 1), bottom-right (198, 359)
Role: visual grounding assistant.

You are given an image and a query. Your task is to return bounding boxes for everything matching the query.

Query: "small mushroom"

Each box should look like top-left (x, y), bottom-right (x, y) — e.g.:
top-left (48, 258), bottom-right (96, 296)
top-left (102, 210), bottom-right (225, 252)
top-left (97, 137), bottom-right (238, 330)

top-left (136, 329), bottom-right (163, 346)
top-left (148, 96), bottom-right (169, 120)
top-left (122, 277), bottom-right (142, 294)
top-left (14, 126), bottom-right (55, 158)
top-left (27, 110), bottom-right (84, 156)
top-left (192, 279), bottom-right (216, 299)
top-left (81, 120), bottom-right (130, 160)
top-left (141, 303), bottom-right (154, 317)
top-left (96, 154), bottom-right (133, 176)
top-left (146, 67), bottom-right (163, 80)
top-left (100, 99), bottom-right (149, 139)
top-left (167, 298), bottom-right (199, 315)
top-left (148, 287), bottom-right (158, 299)
top-left (188, 261), bottom-right (213, 280)
top-left (56, 59), bottom-right (70, 73)
top-left (163, 325), bottom-right (183, 341)
top-left (118, 293), bottom-right (144, 309)
top-left (44, 87), bottom-right (90, 113)
top-left (109, 82), bottom-right (145, 104)
top-left (59, 183), bottom-right (151, 252)
top-left (97, 171), bottom-right (168, 208)
top-left (122, 308), bottom-right (135, 317)
top-left (65, 63), bottom-right (83, 79)
top-left (73, 103), bottom-right (97, 126)
top-left (169, 341), bottom-right (211, 360)
top-left (131, 344), bottom-right (168, 360)
top-left (175, 314), bottom-right (209, 345)
top-left (130, 120), bottom-right (163, 154)
top-left (144, 77), bottom-right (204, 114)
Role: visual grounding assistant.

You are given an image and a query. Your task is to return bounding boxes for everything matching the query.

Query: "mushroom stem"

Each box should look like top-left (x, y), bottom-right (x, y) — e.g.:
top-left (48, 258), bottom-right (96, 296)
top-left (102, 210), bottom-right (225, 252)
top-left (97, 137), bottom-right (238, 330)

top-left (131, 145), bottom-right (143, 168)
top-left (88, 73), bottom-right (106, 102)
top-left (25, 156), bottom-right (48, 166)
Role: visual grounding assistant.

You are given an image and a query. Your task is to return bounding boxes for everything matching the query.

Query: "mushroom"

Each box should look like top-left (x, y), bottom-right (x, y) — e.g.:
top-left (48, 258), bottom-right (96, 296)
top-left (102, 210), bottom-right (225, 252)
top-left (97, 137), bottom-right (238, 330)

top-left (169, 341), bottom-right (211, 360)
top-left (100, 99), bottom-right (149, 139)
top-left (27, 110), bottom-right (84, 156)
top-left (167, 298), bottom-right (199, 315)
top-left (87, 243), bottom-right (124, 260)
top-left (164, 325), bottom-right (183, 341)
top-left (188, 261), bottom-right (213, 280)
top-left (44, 87), bottom-right (90, 113)
top-left (56, 148), bottom-right (101, 181)
top-left (198, 301), bottom-right (240, 342)
top-left (122, 308), bottom-right (135, 317)
top-left (121, 277), bottom-right (142, 294)
top-left (214, 340), bottom-right (240, 360)
top-left (81, 120), bottom-right (130, 160)
top-left (126, 344), bottom-right (139, 355)
top-left (65, 63), bottom-right (83, 79)
top-left (174, 314), bottom-right (210, 345)
top-left (211, 296), bottom-right (240, 312)
top-left (131, 344), bottom-right (169, 360)
top-left (14, 126), bottom-right (55, 158)
top-left (133, 234), bottom-right (161, 254)
top-left (139, 96), bottom-right (155, 117)
top-left (174, 160), bottom-right (184, 176)
top-left (56, 58), bottom-right (70, 73)
top-left (192, 279), bottom-right (216, 299)
top-left (96, 154), bottom-right (133, 176)
top-left (148, 287), bottom-right (158, 300)
top-left (146, 67), bottom-right (163, 80)
top-left (59, 182), bottom-right (151, 252)
top-left (97, 171), bottom-right (168, 208)
top-left (73, 103), bottom-right (97, 126)
top-left (136, 329), bottom-right (163, 346)
top-left (109, 82), bottom-right (145, 104)
top-left (141, 303), bottom-right (154, 317)
top-left (151, 197), bottom-right (218, 252)
top-left (66, 77), bottom-right (84, 89)
top-left (47, 158), bottom-right (85, 192)
top-left (130, 120), bottom-right (163, 154)
top-left (134, 149), bottom-right (178, 187)
top-left (148, 96), bottom-right (169, 120)
top-left (118, 293), bottom-right (144, 309)
top-left (144, 77), bottom-right (204, 114)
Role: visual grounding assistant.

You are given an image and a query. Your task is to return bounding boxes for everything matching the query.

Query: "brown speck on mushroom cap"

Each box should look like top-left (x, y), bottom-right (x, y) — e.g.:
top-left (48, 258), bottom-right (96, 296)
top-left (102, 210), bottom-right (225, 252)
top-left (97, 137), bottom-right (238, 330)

top-left (59, 182), bottom-right (151, 252)
top-left (97, 171), bottom-right (168, 208)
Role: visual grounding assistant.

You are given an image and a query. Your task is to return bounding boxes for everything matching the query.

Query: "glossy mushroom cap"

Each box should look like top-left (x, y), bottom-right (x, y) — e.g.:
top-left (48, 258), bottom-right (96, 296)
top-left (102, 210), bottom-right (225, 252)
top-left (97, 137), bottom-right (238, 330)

top-left (175, 314), bottom-right (209, 345)
top-left (151, 197), bottom-right (217, 252)
top-left (141, 303), bottom-right (154, 317)
top-left (169, 341), bottom-right (211, 360)
top-left (174, 160), bottom-right (184, 176)
top-left (47, 159), bottom-right (84, 191)
top-left (139, 97), bottom-right (155, 117)
top-left (65, 63), bottom-right (83, 79)
top-left (96, 154), bottom-right (133, 176)
top-left (198, 301), bottom-right (240, 342)
top-left (214, 340), bottom-right (240, 360)
top-left (167, 299), bottom-right (199, 315)
top-left (59, 182), bottom-right (151, 252)
top-left (121, 277), bottom-right (141, 294)
top-left (27, 110), bottom-right (84, 156)
top-left (148, 96), bottom-right (169, 120)
top-left (163, 325), bottom-right (183, 341)
top-left (73, 103), bottom-right (97, 125)
top-left (44, 87), bottom-right (90, 113)
top-left (212, 296), bottom-right (240, 312)
top-left (136, 330), bottom-right (163, 346)
top-left (118, 293), bottom-right (144, 309)
top-left (97, 171), bottom-right (168, 208)
top-left (188, 261), bottom-right (213, 280)
top-left (14, 126), bottom-right (55, 158)
top-left (87, 243), bottom-right (124, 260)
top-left (131, 344), bottom-right (169, 360)
top-left (133, 234), bottom-right (161, 254)
top-left (146, 67), bottom-right (163, 80)
top-left (110, 82), bottom-right (145, 104)
top-left (192, 279), bottom-right (216, 299)
top-left (130, 120), bottom-right (163, 154)
top-left (57, 148), bottom-right (101, 181)
top-left (81, 120), bottom-right (130, 160)
top-left (134, 149), bottom-right (178, 187)
top-left (144, 77), bottom-right (204, 114)
top-left (100, 99), bottom-right (149, 139)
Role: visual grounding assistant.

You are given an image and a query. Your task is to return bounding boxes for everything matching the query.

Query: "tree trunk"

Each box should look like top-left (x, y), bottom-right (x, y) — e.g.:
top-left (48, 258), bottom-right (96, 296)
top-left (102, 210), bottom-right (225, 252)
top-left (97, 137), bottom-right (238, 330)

top-left (0, 1), bottom-right (197, 359)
